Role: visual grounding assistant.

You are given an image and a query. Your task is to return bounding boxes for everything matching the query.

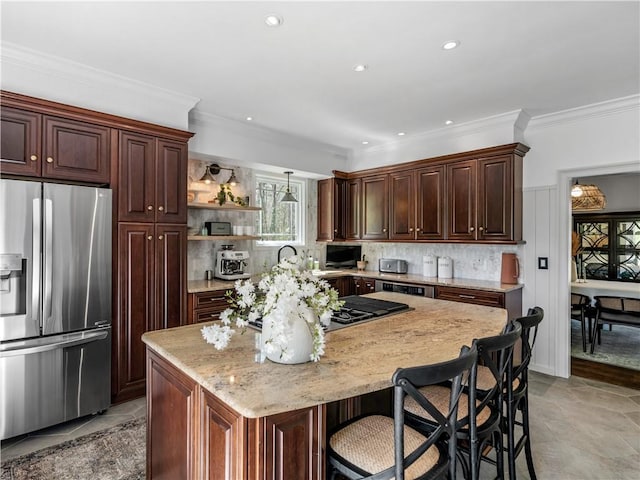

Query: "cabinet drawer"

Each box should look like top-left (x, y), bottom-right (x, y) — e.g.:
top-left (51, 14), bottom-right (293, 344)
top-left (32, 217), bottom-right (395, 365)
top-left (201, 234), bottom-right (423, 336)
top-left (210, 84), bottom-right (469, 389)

top-left (193, 308), bottom-right (225, 323)
top-left (435, 286), bottom-right (504, 308)
top-left (192, 290), bottom-right (231, 310)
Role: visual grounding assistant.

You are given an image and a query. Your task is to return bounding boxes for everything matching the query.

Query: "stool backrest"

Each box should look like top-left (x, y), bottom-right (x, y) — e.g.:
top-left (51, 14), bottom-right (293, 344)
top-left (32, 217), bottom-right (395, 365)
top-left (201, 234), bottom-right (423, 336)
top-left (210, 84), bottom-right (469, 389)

top-left (512, 307), bottom-right (544, 381)
top-left (392, 345), bottom-right (478, 480)
top-left (571, 293), bottom-right (590, 308)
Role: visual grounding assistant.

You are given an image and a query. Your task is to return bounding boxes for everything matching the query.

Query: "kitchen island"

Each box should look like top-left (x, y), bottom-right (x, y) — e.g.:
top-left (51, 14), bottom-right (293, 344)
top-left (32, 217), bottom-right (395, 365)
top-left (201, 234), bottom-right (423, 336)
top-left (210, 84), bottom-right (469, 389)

top-left (142, 292), bottom-right (508, 479)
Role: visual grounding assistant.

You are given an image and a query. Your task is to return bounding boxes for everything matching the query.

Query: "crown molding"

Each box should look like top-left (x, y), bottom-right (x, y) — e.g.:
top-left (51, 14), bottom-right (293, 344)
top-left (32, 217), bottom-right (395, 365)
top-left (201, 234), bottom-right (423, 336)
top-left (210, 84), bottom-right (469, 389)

top-left (528, 94), bottom-right (640, 130)
top-left (1, 42), bottom-right (200, 125)
top-left (190, 109), bottom-right (350, 159)
top-left (356, 110), bottom-right (527, 155)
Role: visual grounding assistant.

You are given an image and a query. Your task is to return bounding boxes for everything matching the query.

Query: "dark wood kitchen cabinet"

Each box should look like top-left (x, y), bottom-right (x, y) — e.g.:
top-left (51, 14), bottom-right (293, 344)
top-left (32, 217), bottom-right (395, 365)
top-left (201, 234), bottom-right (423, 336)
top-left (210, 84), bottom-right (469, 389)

top-left (447, 154), bottom-right (522, 242)
top-left (345, 178), bottom-right (361, 240)
top-left (114, 223), bottom-right (187, 403)
top-left (1, 105), bottom-right (111, 183)
top-left (187, 289), bottom-right (233, 324)
top-left (326, 276), bottom-right (353, 297)
top-left (416, 165), bottom-right (445, 240)
top-left (317, 177), bottom-right (346, 241)
top-left (361, 174), bottom-right (389, 240)
top-left (118, 131), bottom-right (188, 224)
top-left (352, 277), bottom-right (376, 295)
top-left (389, 170), bottom-right (415, 241)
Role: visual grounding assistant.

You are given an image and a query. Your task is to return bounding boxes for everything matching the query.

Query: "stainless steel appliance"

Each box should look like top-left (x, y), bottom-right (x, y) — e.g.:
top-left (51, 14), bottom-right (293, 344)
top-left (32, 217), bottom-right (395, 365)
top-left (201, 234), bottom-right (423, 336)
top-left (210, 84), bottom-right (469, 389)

top-left (374, 280), bottom-right (435, 298)
top-left (215, 249), bottom-right (250, 280)
top-left (0, 179), bottom-right (112, 440)
top-left (378, 258), bottom-right (408, 274)
top-left (206, 221), bottom-right (232, 236)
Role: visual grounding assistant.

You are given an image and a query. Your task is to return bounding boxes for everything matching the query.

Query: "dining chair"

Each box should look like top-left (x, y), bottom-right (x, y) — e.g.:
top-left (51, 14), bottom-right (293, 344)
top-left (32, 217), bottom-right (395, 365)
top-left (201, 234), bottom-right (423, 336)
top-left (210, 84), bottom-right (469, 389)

top-left (591, 296), bottom-right (640, 354)
top-left (571, 293), bottom-right (591, 352)
top-left (327, 345), bottom-right (477, 480)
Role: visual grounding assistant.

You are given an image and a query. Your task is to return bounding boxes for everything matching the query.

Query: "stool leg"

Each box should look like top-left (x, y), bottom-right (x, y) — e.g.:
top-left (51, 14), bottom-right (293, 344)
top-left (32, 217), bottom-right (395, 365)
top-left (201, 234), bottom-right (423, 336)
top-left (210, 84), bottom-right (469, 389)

top-left (506, 399), bottom-right (517, 480)
top-left (522, 394), bottom-right (537, 480)
top-left (580, 312), bottom-right (586, 352)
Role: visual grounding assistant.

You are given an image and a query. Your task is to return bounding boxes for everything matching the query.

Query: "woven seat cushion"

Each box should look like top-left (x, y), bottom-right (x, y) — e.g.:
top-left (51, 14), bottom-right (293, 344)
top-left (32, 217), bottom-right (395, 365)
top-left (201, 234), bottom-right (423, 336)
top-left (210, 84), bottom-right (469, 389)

top-left (404, 385), bottom-right (491, 425)
top-left (476, 365), bottom-right (498, 392)
top-left (329, 415), bottom-right (440, 479)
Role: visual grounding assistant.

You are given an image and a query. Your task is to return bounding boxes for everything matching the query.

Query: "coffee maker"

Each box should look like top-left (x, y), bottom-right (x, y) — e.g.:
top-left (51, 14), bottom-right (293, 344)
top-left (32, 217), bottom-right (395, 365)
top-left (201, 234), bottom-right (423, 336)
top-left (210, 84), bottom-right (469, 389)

top-left (215, 247), bottom-right (251, 280)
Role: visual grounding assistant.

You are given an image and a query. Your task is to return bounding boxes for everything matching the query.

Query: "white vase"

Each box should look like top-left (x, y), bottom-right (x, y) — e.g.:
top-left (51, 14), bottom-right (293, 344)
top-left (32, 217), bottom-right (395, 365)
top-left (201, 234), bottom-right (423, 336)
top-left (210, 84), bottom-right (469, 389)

top-left (571, 258), bottom-right (578, 282)
top-left (261, 308), bottom-right (315, 364)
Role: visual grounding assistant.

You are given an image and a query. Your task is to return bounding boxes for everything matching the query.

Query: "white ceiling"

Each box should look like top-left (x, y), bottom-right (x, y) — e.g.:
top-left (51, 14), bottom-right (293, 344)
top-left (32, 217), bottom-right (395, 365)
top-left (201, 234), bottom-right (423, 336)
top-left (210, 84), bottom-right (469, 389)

top-left (2, 1), bottom-right (639, 151)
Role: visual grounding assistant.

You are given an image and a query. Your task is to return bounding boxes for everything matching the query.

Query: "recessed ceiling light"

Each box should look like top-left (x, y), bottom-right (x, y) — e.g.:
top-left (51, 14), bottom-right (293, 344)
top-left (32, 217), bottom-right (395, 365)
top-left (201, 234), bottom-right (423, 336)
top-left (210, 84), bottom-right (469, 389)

top-left (265, 14), bottom-right (283, 27)
top-left (246, 116), bottom-right (253, 121)
top-left (397, 132), bottom-right (406, 136)
top-left (442, 40), bottom-right (460, 50)
top-left (353, 64), bottom-right (368, 72)
top-left (361, 141), bottom-right (369, 145)
top-left (445, 120), bottom-right (453, 125)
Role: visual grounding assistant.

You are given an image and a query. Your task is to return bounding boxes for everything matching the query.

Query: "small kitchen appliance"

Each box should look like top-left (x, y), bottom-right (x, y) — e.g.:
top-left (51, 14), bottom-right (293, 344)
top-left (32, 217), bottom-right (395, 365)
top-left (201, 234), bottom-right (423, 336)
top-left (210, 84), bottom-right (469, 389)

top-left (206, 221), bottom-right (232, 236)
top-left (215, 249), bottom-right (251, 280)
top-left (378, 258), bottom-right (408, 274)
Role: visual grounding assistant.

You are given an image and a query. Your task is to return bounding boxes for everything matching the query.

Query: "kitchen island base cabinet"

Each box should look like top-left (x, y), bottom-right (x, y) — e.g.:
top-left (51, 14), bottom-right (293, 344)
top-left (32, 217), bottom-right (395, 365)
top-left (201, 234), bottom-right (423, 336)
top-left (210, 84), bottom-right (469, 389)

top-left (146, 349), bottom-right (324, 480)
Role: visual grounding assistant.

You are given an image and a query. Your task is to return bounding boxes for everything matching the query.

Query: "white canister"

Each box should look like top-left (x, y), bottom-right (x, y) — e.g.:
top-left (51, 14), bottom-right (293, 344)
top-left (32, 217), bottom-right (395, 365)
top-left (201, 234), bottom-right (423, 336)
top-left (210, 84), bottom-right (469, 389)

top-left (437, 257), bottom-right (453, 279)
top-left (423, 255), bottom-right (438, 277)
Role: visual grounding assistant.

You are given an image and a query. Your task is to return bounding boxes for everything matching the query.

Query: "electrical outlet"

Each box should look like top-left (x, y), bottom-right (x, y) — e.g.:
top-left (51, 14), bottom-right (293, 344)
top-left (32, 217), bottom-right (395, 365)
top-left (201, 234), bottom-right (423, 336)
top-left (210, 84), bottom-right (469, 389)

top-left (538, 257), bottom-right (548, 269)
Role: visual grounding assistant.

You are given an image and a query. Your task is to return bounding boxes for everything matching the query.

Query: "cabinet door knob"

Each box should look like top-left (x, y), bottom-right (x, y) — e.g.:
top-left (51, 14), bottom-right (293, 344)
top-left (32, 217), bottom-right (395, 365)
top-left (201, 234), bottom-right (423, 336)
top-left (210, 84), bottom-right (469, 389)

top-left (416, 228), bottom-right (421, 232)
top-left (147, 205), bottom-right (153, 210)
top-left (158, 235), bottom-right (164, 240)
top-left (158, 206), bottom-right (164, 212)
top-left (30, 155), bottom-right (38, 161)
top-left (470, 226), bottom-right (475, 232)
top-left (409, 227), bottom-right (414, 232)
top-left (382, 228), bottom-right (387, 233)
top-left (147, 235), bottom-right (153, 240)
top-left (46, 157), bottom-right (54, 163)
top-left (334, 229), bottom-right (338, 233)
top-left (478, 226), bottom-right (484, 232)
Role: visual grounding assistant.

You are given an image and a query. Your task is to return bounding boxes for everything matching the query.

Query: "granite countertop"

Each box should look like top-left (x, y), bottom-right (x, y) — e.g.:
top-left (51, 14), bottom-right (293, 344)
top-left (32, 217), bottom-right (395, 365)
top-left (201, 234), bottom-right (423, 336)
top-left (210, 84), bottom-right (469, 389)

top-left (188, 270), bottom-right (523, 294)
top-left (142, 291), bottom-right (507, 419)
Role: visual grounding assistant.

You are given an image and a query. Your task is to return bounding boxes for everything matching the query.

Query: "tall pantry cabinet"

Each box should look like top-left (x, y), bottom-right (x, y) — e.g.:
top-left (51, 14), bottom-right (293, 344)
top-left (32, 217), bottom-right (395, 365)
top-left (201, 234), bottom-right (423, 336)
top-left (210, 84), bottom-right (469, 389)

top-left (114, 130), bottom-right (192, 404)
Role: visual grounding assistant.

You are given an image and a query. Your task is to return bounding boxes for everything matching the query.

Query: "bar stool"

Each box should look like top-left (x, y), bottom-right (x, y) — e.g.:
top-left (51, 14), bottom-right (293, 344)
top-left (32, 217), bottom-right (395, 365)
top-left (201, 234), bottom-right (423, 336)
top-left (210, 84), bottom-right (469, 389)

top-left (505, 306), bottom-right (544, 480)
top-left (327, 345), bottom-right (477, 480)
top-left (404, 322), bottom-right (522, 480)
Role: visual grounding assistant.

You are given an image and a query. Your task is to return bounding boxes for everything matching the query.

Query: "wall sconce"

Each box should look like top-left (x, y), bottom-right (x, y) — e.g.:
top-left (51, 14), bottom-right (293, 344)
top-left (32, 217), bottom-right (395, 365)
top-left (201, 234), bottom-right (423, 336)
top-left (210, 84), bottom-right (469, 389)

top-left (199, 163), bottom-right (239, 186)
top-left (281, 171), bottom-right (298, 203)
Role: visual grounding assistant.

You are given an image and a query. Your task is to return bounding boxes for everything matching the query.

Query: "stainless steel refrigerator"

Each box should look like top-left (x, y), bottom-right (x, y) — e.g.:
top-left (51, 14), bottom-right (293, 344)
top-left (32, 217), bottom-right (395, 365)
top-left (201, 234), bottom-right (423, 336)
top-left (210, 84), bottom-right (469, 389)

top-left (0, 179), bottom-right (112, 440)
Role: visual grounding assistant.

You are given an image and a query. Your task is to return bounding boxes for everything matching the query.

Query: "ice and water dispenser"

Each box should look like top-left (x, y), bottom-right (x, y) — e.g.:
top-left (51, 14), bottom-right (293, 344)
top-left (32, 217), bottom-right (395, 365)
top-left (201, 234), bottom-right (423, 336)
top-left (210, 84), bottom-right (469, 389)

top-left (0, 253), bottom-right (26, 315)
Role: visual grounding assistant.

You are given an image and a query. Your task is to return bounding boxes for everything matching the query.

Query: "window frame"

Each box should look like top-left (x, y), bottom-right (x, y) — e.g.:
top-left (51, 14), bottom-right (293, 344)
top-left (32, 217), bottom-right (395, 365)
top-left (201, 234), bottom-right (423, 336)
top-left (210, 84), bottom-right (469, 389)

top-left (573, 211), bottom-right (640, 283)
top-left (254, 172), bottom-right (306, 247)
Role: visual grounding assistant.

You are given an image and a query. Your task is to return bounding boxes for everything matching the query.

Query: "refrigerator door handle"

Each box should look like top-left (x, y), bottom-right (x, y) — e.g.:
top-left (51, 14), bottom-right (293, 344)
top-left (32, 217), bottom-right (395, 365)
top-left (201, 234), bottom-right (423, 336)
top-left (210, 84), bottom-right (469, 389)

top-left (32, 198), bottom-right (41, 329)
top-left (0, 330), bottom-right (109, 358)
top-left (44, 198), bottom-right (53, 326)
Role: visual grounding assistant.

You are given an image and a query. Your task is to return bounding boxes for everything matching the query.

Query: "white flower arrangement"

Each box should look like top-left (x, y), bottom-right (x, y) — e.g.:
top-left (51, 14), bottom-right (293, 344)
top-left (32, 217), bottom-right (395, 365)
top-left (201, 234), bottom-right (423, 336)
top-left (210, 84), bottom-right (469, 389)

top-left (201, 256), bottom-right (344, 362)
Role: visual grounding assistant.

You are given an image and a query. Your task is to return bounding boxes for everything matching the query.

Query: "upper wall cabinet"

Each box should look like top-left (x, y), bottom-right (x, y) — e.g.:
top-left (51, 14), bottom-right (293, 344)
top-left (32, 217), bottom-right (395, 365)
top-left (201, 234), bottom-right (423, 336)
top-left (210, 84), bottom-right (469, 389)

top-left (317, 177), bottom-right (346, 241)
top-left (1, 106), bottom-right (111, 183)
top-left (118, 131), bottom-right (188, 224)
top-left (319, 143), bottom-right (528, 244)
top-left (361, 174), bottom-right (389, 240)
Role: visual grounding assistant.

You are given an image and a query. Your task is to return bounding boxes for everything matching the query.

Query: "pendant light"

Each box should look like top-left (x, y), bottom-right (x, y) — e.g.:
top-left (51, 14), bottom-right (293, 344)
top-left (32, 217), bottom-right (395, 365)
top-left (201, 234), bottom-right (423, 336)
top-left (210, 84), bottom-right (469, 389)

top-left (281, 171), bottom-right (298, 203)
top-left (571, 179), bottom-right (606, 211)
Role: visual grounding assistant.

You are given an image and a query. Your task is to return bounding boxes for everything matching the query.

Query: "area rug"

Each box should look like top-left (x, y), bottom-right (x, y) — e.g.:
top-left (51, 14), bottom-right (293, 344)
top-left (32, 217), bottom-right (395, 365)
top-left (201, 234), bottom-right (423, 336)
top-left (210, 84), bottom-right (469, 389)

top-left (571, 320), bottom-right (640, 371)
top-left (1, 417), bottom-right (145, 480)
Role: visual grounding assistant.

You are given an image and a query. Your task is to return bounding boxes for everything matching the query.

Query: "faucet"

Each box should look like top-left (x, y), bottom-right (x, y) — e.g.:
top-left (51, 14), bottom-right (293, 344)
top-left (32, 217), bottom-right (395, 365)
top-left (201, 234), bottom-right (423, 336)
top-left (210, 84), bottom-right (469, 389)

top-left (277, 245), bottom-right (297, 263)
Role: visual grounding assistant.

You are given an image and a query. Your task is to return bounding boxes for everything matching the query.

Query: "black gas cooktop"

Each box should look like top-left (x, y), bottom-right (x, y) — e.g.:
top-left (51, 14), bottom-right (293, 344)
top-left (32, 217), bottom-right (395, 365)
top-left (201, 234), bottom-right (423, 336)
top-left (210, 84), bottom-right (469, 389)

top-left (248, 296), bottom-right (411, 331)
top-left (330, 296), bottom-right (410, 325)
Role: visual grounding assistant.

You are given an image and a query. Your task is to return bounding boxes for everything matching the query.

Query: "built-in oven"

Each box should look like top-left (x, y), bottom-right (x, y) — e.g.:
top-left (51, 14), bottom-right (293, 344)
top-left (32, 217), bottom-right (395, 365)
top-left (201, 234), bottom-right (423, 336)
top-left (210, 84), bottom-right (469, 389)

top-left (374, 280), bottom-right (435, 298)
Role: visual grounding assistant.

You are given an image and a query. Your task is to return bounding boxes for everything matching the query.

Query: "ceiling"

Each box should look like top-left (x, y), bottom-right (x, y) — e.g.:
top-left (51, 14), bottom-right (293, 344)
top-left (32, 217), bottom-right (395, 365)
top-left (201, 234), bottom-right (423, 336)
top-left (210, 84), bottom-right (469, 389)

top-left (2, 1), bottom-right (639, 151)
